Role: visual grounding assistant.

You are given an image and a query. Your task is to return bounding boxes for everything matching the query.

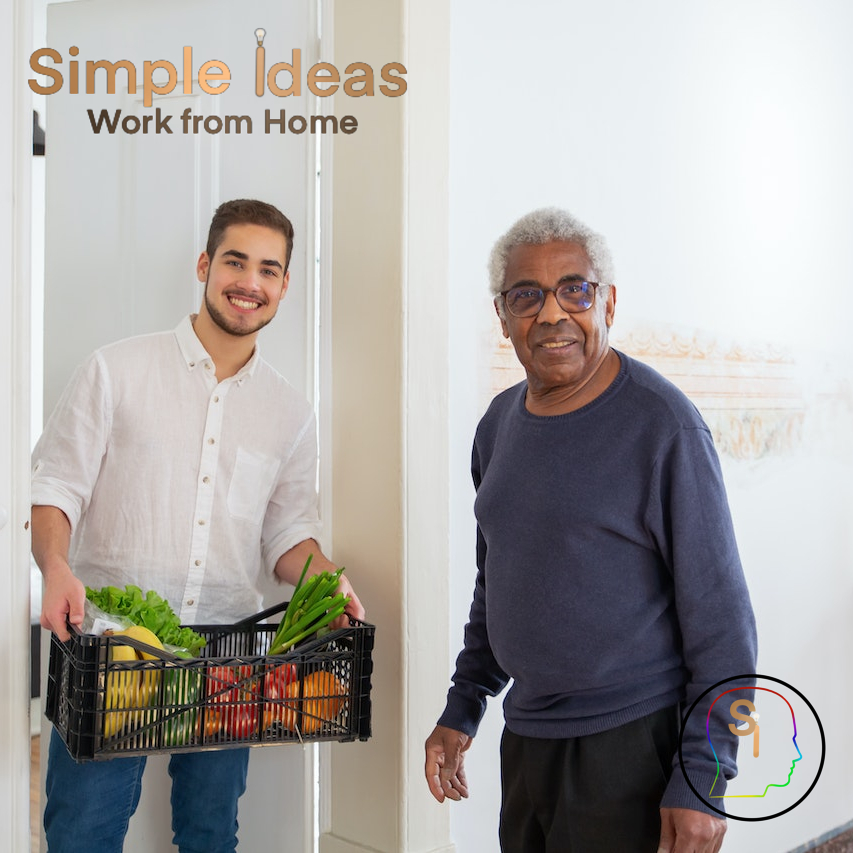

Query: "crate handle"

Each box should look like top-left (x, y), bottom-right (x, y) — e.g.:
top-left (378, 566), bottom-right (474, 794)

top-left (67, 622), bottom-right (183, 662)
top-left (102, 632), bottom-right (184, 662)
top-left (232, 600), bottom-right (289, 627)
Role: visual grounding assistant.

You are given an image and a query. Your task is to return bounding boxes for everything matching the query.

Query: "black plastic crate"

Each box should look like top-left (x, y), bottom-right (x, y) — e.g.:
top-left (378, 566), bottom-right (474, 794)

top-left (45, 604), bottom-right (374, 762)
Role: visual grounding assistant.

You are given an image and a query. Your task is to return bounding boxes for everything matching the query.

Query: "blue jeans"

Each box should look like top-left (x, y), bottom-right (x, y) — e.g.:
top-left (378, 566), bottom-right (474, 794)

top-left (45, 728), bottom-right (250, 853)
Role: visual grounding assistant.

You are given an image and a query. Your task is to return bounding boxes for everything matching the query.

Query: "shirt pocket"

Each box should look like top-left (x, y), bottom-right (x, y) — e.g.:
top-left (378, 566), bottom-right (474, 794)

top-left (227, 446), bottom-right (281, 524)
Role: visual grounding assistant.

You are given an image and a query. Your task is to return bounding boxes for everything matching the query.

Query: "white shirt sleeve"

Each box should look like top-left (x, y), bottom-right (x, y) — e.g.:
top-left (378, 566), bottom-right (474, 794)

top-left (260, 411), bottom-right (323, 577)
top-left (31, 351), bottom-right (113, 534)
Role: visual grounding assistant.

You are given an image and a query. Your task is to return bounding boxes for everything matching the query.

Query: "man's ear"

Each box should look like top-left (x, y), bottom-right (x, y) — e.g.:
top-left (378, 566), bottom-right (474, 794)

top-left (196, 251), bottom-right (210, 283)
top-left (494, 298), bottom-right (510, 338)
top-left (277, 270), bottom-right (291, 302)
top-left (604, 284), bottom-right (617, 328)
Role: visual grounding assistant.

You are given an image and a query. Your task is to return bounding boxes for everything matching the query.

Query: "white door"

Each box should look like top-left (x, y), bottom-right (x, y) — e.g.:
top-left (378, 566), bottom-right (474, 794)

top-left (42, 1), bottom-right (320, 850)
top-left (0, 0), bottom-right (32, 842)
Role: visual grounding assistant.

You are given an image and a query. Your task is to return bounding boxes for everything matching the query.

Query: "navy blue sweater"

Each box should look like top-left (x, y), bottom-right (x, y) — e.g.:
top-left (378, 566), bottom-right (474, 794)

top-left (438, 351), bottom-right (757, 810)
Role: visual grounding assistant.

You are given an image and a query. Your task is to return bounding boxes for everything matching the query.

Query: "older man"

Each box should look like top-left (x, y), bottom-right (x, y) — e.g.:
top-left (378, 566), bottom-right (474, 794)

top-left (425, 208), bottom-right (756, 852)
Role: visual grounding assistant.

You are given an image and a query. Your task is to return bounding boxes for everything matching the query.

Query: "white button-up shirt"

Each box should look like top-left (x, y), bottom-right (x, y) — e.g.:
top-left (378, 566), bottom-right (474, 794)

top-left (32, 315), bottom-right (322, 624)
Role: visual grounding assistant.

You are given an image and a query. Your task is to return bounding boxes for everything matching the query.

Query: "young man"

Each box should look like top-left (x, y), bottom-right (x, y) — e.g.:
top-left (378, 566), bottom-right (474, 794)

top-left (33, 199), bottom-right (362, 853)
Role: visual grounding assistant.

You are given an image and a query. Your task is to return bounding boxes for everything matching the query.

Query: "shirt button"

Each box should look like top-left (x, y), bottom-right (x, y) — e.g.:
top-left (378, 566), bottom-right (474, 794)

top-left (189, 362), bottom-right (195, 368)
top-left (194, 560), bottom-right (201, 567)
top-left (202, 476), bottom-right (210, 484)
top-left (198, 519), bottom-right (206, 526)
top-left (187, 599), bottom-right (194, 606)
top-left (213, 396), bottom-right (220, 403)
top-left (204, 363), bottom-right (212, 371)
top-left (208, 437), bottom-right (215, 445)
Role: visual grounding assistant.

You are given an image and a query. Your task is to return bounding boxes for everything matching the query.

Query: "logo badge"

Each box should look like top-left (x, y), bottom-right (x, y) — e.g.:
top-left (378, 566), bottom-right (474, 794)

top-left (678, 674), bottom-right (825, 820)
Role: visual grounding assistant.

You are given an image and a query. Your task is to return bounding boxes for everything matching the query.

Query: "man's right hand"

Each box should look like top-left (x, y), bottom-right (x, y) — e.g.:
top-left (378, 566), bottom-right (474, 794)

top-left (31, 505), bottom-right (84, 641)
top-left (425, 725), bottom-right (472, 803)
top-left (40, 563), bottom-right (85, 641)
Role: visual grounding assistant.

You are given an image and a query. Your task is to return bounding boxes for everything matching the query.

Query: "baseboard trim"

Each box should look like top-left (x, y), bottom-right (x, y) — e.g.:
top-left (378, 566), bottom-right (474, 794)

top-left (320, 834), bottom-right (455, 853)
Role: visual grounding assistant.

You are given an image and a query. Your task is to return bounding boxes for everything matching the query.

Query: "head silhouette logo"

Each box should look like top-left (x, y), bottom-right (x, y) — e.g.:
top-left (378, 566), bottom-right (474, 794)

top-left (709, 689), bottom-right (802, 799)
top-left (679, 675), bottom-right (824, 820)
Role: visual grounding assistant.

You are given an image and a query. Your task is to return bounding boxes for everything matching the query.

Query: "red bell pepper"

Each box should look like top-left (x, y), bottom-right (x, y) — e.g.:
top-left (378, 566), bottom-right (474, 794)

top-left (206, 665), bottom-right (260, 740)
top-left (262, 663), bottom-right (297, 731)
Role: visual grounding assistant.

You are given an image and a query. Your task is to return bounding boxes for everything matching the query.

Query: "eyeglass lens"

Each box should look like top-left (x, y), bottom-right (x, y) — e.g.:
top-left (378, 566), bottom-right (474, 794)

top-left (503, 282), bottom-right (596, 317)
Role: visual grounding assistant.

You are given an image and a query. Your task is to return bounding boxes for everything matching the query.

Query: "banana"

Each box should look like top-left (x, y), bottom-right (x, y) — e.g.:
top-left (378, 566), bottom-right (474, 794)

top-left (104, 643), bottom-right (137, 738)
top-left (104, 626), bottom-right (165, 739)
top-left (115, 625), bottom-right (163, 658)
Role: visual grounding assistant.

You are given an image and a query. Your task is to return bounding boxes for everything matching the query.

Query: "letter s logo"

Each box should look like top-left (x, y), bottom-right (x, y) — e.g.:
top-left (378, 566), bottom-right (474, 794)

top-left (730, 698), bottom-right (760, 757)
top-left (729, 699), bottom-right (757, 736)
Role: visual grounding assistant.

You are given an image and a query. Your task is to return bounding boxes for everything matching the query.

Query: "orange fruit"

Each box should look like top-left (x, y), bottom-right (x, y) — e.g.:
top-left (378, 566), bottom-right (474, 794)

top-left (284, 671), bottom-right (346, 734)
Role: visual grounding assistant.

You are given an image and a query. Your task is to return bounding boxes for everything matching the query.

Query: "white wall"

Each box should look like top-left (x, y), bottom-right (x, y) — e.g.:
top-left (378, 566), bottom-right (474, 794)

top-left (446, 2), bottom-right (853, 851)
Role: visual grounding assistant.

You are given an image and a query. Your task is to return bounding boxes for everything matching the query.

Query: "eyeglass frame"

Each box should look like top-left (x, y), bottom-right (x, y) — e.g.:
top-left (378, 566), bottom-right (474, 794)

top-left (498, 278), bottom-right (609, 318)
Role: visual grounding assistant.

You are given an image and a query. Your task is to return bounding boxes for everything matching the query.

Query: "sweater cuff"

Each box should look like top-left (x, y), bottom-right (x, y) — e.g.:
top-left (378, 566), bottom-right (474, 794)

top-left (661, 766), bottom-right (727, 816)
top-left (436, 690), bottom-right (487, 739)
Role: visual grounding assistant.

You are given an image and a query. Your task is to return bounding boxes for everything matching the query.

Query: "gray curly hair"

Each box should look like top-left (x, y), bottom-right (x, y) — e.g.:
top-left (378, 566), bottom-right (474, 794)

top-left (488, 208), bottom-right (615, 307)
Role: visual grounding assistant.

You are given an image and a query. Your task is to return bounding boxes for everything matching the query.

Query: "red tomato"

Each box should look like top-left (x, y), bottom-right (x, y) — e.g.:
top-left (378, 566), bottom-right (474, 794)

top-left (262, 663), bottom-right (297, 730)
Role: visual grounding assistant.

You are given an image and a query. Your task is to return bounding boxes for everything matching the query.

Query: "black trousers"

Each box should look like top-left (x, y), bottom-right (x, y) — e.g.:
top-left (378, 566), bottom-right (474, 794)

top-left (499, 705), bottom-right (679, 853)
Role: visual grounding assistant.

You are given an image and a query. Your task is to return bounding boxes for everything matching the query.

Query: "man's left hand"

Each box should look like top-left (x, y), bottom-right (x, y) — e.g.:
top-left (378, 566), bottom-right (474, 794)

top-left (332, 570), bottom-right (364, 623)
top-left (274, 540), bottom-right (365, 622)
top-left (658, 807), bottom-right (726, 853)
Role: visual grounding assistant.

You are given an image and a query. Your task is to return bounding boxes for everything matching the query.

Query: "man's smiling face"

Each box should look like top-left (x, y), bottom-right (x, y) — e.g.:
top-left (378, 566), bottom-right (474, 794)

top-left (498, 240), bottom-right (615, 401)
top-left (196, 222), bottom-right (290, 338)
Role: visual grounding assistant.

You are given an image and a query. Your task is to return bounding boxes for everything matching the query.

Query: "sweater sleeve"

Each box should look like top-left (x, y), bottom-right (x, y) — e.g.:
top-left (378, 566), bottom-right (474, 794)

top-left (437, 440), bottom-right (511, 736)
top-left (649, 425), bottom-right (758, 813)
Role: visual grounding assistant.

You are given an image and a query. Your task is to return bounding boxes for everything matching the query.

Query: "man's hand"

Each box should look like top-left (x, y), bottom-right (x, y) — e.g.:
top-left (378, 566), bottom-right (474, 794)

top-left (31, 505), bottom-right (84, 641)
top-left (329, 569), bottom-right (364, 624)
top-left (658, 807), bottom-right (726, 853)
top-left (425, 725), bottom-right (472, 803)
top-left (274, 539), bottom-right (365, 622)
top-left (40, 563), bottom-right (86, 641)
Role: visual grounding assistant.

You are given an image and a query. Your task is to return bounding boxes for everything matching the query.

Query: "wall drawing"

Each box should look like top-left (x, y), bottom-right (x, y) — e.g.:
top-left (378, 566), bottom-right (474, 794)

top-left (488, 319), bottom-right (852, 463)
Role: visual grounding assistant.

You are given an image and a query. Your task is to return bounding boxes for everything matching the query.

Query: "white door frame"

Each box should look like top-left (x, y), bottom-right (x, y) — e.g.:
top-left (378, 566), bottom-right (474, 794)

top-left (1, 0), bottom-right (34, 850)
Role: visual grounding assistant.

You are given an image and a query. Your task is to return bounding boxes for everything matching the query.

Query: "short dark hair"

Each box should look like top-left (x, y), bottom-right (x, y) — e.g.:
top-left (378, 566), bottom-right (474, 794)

top-left (205, 199), bottom-right (295, 271)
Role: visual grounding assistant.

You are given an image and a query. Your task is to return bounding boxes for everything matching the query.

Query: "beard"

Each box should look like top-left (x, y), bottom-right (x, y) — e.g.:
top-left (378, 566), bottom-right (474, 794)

top-left (203, 285), bottom-right (276, 338)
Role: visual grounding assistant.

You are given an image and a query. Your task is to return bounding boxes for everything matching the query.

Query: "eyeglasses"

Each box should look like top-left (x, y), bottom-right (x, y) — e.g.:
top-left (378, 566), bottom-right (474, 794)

top-left (500, 281), bottom-right (606, 318)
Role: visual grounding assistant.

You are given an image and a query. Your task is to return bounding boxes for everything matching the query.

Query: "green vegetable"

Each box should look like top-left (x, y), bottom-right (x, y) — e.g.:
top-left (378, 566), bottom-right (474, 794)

top-left (86, 584), bottom-right (206, 656)
top-left (268, 556), bottom-right (350, 655)
top-left (162, 664), bottom-right (201, 747)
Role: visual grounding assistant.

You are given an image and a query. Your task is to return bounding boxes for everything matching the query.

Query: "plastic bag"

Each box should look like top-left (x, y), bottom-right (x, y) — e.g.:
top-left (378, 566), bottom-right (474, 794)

top-left (81, 599), bottom-right (135, 635)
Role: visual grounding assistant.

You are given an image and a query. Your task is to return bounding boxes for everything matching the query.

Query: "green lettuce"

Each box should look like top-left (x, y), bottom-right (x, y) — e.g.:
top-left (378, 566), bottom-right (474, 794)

top-left (85, 584), bottom-right (206, 656)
